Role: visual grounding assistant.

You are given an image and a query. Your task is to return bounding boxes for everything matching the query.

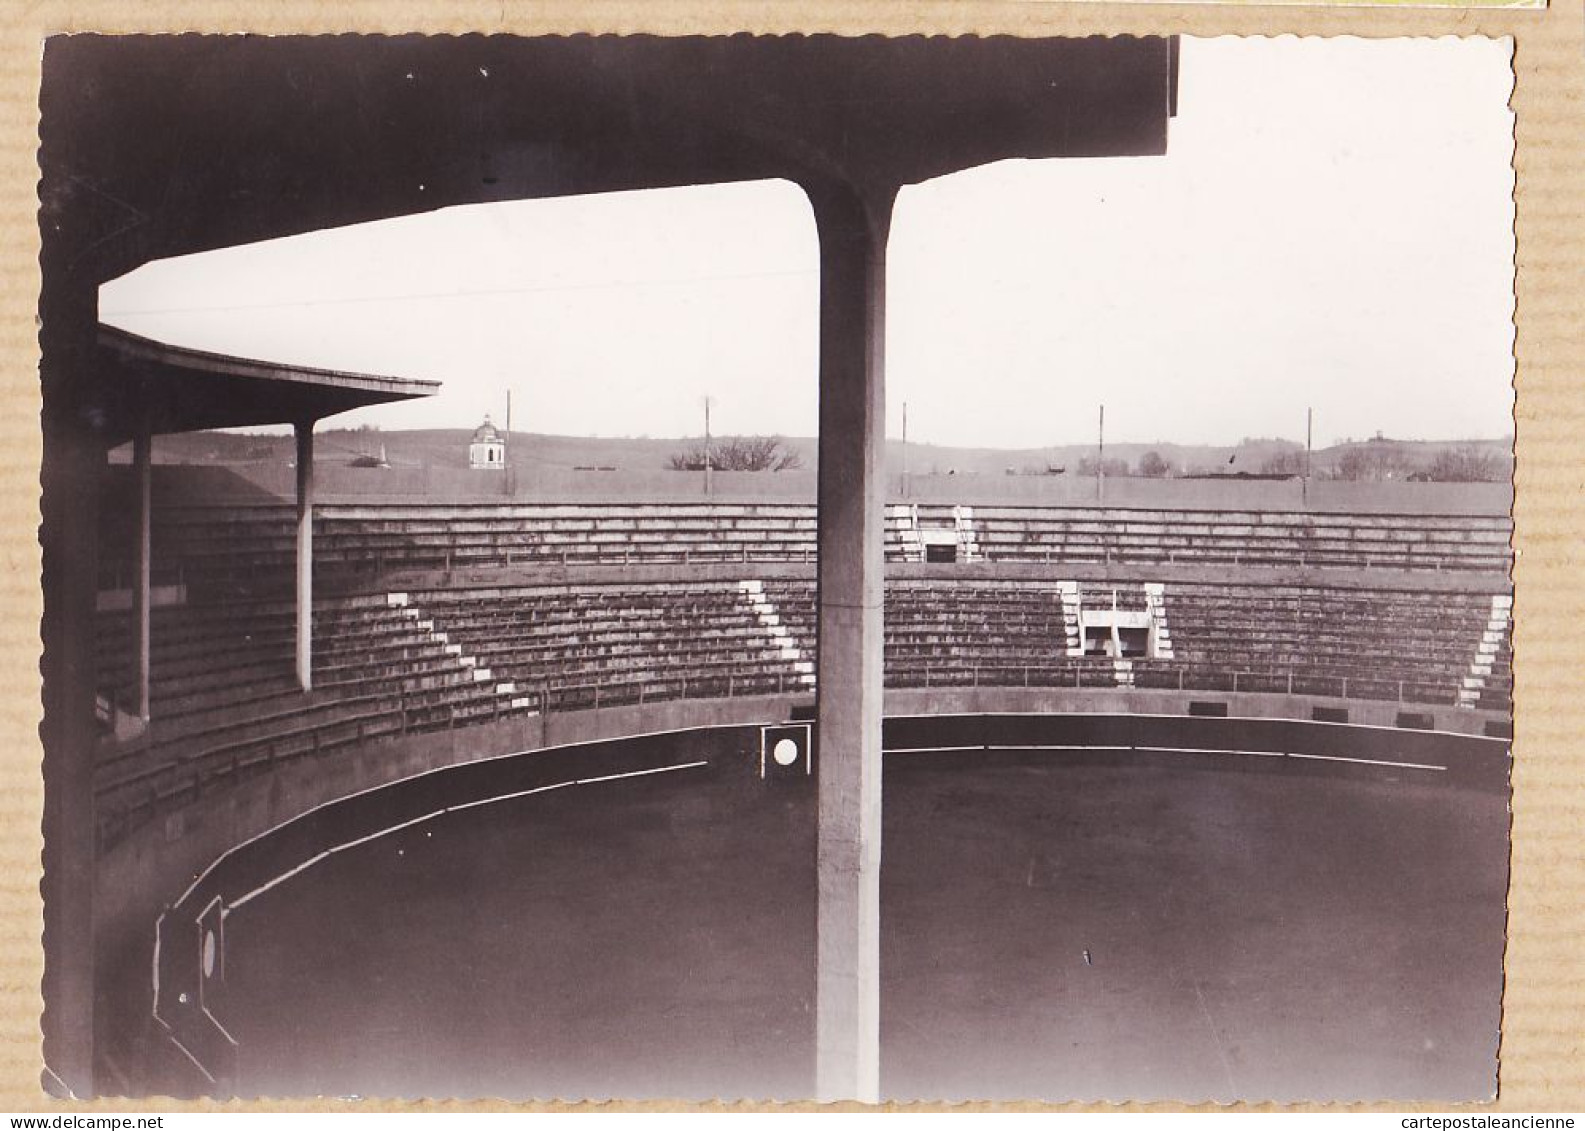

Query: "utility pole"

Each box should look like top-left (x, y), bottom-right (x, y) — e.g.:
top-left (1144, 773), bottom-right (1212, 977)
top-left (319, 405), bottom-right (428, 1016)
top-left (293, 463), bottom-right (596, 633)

top-left (1097, 403), bottom-right (1106, 504)
top-left (703, 395), bottom-right (713, 498)
top-left (901, 401), bottom-right (909, 500)
top-left (1304, 406), bottom-right (1313, 509)
top-left (504, 389), bottom-right (514, 498)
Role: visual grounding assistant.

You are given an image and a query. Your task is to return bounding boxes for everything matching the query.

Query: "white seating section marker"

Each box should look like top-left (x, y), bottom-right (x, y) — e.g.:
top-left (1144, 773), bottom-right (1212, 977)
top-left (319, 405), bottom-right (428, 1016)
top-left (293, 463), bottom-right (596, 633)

top-left (1457, 593), bottom-right (1512, 709)
top-left (1055, 581), bottom-right (1084, 657)
top-left (739, 579), bottom-right (817, 688)
top-left (953, 505), bottom-right (982, 563)
top-left (390, 592), bottom-right (537, 715)
top-left (893, 503), bottom-right (925, 563)
top-left (1143, 582), bottom-right (1174, 660)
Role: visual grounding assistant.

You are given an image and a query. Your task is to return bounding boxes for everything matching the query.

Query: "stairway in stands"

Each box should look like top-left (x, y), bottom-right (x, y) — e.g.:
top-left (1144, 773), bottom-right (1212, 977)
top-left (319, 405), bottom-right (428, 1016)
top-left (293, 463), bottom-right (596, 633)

top-left (1055, 582), bottom-right (1084, 657)
top-left (385, 592), bottom-right (538, 713)
top-left (738, 580), bottom-right (816, 689)
top-left (952, 506), bottom-right (982, 562)
top-left (1457, 594), bottom-right (1513, 710)
top-left (1143, 583), bottom-right (1175, 660)
top-left (1077, 583), bottom-right (1151, 687)
top-left (892, 504), bottom-right (925, 563)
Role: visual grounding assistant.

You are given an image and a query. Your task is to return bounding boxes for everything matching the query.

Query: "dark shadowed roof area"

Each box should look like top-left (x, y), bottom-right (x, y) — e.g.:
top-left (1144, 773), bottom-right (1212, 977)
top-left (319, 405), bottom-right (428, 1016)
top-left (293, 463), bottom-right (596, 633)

top-left (41, 33), bottom-right (1177, 288)
top-left (93, 325), bottom-right (440, 440)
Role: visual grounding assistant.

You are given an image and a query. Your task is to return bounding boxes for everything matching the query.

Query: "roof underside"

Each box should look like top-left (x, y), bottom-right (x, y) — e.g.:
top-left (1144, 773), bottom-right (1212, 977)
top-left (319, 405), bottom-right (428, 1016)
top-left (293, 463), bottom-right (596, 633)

top-left (42, 34), bottom-right (1178, 285)
top-left (94, 326), bottom-right (440, 441)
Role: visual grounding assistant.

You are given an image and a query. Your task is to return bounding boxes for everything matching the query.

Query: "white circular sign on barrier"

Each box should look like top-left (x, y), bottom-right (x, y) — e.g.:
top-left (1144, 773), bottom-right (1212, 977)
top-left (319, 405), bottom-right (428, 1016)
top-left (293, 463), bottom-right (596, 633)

top-left (772, 738), bottom-right (800, 767)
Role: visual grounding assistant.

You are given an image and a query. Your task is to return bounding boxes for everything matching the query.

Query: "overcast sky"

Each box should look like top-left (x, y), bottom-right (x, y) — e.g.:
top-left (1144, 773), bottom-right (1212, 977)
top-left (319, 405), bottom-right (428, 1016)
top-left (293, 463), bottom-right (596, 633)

top-left (99, 36), bottom-right (1516, 450)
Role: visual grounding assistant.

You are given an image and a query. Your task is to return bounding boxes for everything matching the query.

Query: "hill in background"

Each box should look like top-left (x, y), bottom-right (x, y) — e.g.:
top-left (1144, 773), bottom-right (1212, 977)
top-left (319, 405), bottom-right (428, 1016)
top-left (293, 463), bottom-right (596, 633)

top-left (133, 428), bottom-right (1513, 484)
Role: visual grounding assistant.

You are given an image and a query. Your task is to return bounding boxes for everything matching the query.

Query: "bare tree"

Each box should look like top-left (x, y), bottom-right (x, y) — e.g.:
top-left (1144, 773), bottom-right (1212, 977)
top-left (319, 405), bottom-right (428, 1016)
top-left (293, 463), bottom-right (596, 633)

top-left (1426, 444), bottom-right (1503, 483)
top-left (668, 435), bottom-right (804, 472)
top-left (1330, 441), bottom-right (1421, 482)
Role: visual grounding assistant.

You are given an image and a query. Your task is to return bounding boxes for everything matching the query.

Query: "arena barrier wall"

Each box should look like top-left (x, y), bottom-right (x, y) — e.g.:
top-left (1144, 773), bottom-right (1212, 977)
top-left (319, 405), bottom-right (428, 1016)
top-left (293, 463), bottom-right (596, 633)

top-left (369, 558), bottom-right (1505, 598)
top-left (99, 687), bottom-right (1507, 973)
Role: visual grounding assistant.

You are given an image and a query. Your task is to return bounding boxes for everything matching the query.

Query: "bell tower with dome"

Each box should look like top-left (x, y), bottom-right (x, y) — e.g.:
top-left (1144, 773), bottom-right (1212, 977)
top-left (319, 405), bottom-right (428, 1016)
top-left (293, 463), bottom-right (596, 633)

top-left (469, 415), bottom-right (506, 470)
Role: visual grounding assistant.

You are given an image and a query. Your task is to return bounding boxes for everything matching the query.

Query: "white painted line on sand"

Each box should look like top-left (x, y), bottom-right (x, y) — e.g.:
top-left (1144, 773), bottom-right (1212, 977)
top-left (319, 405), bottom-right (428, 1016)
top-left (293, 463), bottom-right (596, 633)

top-left (1286, 751), bottom-right (1445, 772)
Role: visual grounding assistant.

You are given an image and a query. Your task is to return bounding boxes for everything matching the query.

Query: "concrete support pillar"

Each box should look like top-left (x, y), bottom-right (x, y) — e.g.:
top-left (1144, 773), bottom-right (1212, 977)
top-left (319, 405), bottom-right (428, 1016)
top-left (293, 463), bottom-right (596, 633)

top-left (295, 421), bottom-right (315, 692)
top-left (808, 179), bottom-right (894, 1104)
top-left (132, 416), bottom-right (151, 721)
top-left (39, 281), bottom-right (101, 1098)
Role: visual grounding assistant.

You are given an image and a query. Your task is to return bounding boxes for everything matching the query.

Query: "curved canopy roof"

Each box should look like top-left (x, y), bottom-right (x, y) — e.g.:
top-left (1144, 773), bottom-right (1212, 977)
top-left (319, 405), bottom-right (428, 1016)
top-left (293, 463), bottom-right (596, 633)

top-left (41, 33), bottom-right (1177, 288)
top-left (94, 324), bottom-right (440, 441)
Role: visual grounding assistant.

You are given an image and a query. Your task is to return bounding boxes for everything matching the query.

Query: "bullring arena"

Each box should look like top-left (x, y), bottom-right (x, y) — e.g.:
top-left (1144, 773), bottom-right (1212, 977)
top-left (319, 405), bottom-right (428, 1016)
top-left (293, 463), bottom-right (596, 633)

top-left (37, 35), bottom-right (1514, 1105)
top-left (86, 410), bottom-right (1512, 1101)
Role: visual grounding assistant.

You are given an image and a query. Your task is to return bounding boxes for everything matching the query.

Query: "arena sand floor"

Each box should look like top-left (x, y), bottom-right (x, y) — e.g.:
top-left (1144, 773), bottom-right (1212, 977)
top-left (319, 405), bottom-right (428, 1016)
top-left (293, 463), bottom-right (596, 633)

top-left (189, 738), bottom-right (1507, 1104)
